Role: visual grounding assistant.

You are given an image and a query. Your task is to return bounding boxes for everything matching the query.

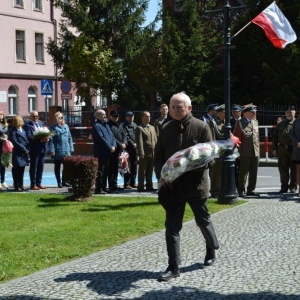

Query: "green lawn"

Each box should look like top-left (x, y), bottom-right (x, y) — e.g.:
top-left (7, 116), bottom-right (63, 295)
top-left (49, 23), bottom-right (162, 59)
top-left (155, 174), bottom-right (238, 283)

top-left (0, 193), bottom-right (245, 283)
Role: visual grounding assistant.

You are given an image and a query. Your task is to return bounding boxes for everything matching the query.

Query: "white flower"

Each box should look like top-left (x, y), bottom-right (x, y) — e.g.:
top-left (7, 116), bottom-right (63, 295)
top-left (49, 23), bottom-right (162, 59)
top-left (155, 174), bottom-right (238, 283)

top-left (187, 147), bottom-right (200, 161)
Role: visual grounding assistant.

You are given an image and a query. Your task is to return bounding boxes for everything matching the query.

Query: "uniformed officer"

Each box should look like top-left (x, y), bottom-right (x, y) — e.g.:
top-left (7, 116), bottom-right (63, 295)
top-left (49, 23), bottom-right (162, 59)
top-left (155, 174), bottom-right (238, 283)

top-left (201, 103), bottom-right (219, 123)
top-left (209, 104), bottom-right (226, 197)
top-left (233, 104), bottom-right (260, 197)
top-left (272, 105), bottom-right (297, 193)
top-left (230, 104), bottom-right (242, 188)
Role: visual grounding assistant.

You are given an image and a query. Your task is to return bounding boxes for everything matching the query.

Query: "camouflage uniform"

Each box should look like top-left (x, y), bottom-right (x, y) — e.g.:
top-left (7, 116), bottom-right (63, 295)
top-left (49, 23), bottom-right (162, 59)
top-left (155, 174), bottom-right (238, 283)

top-left (272, 118), bottom-right (297, 192)
top-left (209, 117), bottom-right (226, 197)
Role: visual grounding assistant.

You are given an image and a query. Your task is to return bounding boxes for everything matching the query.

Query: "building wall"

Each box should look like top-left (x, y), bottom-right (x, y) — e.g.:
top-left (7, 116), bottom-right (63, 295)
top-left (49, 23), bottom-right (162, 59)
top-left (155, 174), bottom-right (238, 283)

top-left (0, 0), bottom-right (76, 116)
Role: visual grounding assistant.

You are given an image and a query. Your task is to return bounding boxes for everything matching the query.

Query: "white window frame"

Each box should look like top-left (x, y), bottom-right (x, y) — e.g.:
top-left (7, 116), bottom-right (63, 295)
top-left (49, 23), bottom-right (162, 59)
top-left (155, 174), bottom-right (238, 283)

top-left (33, 0), bottom-right (43, 11)
top-left (28, 87), bottom-right (37, 113)
top-left (15, 29), bottom-right (26, 62)
top-left (44, 96), bottom-right (52, 112)
top-left (14, 0), bottom-right (24, 8)
top-left (8, 86), bottom-right (18, 115)
top-left (34, 32), bottom-right (44, 63)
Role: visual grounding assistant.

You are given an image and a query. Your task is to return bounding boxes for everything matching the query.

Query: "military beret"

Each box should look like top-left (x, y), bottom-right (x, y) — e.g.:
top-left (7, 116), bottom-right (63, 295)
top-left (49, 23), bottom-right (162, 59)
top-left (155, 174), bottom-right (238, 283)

top-left (206, 103), bottom-right (219, 110)
top-left (125, 111), bottom-right (134, 116)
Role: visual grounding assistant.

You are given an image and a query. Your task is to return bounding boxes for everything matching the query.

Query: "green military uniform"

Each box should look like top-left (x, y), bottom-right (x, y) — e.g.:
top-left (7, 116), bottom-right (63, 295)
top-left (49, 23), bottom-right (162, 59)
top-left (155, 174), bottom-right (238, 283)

top-left (272, 118), bottom-right (297, 192)
top-left (209, 105), bottom-right (226, 197)
top-left (154, 116), bottom-right (167, 138)
top-left (233, 104), bottom-right (260, 195)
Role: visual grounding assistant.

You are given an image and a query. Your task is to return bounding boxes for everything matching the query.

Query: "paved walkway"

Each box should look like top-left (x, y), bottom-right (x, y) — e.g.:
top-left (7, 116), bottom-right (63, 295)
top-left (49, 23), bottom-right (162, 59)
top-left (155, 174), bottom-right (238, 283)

top-left (0, 194), bottom-right (299, 299)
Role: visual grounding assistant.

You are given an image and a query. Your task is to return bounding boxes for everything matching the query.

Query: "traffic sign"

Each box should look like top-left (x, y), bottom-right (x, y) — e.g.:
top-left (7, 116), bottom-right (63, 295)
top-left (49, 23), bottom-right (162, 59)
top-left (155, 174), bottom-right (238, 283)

top-left (61, 80), bottom-right (72, 94)
top-left (41, 80), bottom-right (53, 95)
top-left (61, 93), bottom-right (72, 100)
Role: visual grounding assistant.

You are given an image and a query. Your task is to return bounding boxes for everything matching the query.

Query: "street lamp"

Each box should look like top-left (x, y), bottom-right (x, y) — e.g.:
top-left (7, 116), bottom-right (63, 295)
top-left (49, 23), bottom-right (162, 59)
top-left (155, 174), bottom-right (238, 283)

top-left (196, 0), bottom-right (260, 204)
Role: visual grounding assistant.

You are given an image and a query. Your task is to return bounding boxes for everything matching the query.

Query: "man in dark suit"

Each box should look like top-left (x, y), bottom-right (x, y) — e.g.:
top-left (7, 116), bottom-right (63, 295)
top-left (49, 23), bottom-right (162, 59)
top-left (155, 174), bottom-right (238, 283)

top-left (107, 110), bottom-right (127, 193)
top-left (24, 110), bottom-right (48, 190)
top-left (233, 104), bottom-right (260, 197)
top-left (136, 111), bottom-right (157, 192)
top-left (92, 109), bottom-right (117, 195)
top-left (122, 111), bottom-right (138, 189)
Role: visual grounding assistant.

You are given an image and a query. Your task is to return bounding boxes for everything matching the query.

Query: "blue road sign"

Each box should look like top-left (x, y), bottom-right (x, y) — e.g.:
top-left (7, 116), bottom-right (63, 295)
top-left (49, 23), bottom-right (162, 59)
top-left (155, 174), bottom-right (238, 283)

top-left (60, 80), bottom-right (72, 94)
top-left (41, 80), bottom-right (53, 95)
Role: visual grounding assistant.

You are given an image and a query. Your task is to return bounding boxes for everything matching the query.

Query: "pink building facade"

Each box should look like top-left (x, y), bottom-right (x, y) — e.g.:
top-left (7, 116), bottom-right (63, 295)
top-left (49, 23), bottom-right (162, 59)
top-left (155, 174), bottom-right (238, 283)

top-left (0, 0), bottom-right (77, 118)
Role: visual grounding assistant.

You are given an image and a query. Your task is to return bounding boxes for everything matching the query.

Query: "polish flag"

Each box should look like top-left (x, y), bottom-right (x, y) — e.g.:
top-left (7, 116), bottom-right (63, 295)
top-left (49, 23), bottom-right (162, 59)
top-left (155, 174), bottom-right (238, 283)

top-left (251, 1), bottom-right (297, 49)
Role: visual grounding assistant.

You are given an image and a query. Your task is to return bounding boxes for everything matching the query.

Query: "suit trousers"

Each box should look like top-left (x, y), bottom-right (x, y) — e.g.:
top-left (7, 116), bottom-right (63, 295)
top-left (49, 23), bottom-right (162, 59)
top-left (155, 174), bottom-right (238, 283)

top-left (108, 152), bottom-right (119, 188)
top-left (238, 155), bottom-right (259, 193)
top-left (163, 200), bottom-right (219, 267)
top-left (95, 156), bottom-right (110, 192)
top-left (29, 152), bottom-right (45, 187)
top-left (137, 156), bottom-right (153, 189)
top-left (210, 158), bottom-right (221, 196)
top-left (53, 159), bottom-right (65, 184)
top-left (124, 150), bottom-right (137, 187)
top-left (12, 166), bottom-right (25, 188)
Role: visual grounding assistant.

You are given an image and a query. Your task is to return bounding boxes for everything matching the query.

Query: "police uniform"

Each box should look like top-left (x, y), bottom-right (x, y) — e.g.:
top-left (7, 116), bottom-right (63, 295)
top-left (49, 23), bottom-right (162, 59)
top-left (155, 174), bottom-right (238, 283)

top-left (272, 106), bottom-right (297, 193)
top-left (209, 104), bottom-right (226, 197)
top-left (201, 103), bottom-right (219, 123)
top-left (233, 104), bottom-right (260, 196)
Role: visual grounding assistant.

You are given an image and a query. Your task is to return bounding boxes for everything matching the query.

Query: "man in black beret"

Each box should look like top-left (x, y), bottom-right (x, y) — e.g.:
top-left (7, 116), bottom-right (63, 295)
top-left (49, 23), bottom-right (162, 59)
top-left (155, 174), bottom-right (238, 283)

top-left (272, 105), bottom-right (297, 193)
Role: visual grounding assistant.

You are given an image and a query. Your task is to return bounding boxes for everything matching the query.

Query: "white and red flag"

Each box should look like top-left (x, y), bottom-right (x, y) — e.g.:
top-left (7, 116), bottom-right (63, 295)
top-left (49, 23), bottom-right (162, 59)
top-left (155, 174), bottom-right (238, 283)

top-left (251, 1), bottom-right (297, 49)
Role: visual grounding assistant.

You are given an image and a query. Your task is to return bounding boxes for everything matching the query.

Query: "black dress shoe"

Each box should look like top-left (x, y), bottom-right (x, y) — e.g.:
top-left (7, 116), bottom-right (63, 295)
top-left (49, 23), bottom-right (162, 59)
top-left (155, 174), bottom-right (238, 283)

top-left (157, 267), bottom-right (180, 282)
top-left (246, 192), bottom-right (260, 196)
top-left (204, 248), bottom-right (216, 267)
top-left (146, 187), bottom-right (157, 192)
top-left (58, 183), bottom-right (63, 188)
top-left (238, 193), bottom-right (246, 197)
top-left (62, 182), bottom-right (71, 187)
top-left (290, 188), bottom-right (297, 193)
top-left (279, 189), bottom-right (288, 193)
top-left (137, 188), bottom-right (147, 193)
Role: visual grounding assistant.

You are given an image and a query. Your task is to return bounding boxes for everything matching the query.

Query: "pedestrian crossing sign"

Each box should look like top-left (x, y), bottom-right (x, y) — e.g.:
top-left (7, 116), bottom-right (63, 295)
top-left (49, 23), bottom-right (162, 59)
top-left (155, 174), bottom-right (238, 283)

top-left (41, 80), bottom-right (53, 95)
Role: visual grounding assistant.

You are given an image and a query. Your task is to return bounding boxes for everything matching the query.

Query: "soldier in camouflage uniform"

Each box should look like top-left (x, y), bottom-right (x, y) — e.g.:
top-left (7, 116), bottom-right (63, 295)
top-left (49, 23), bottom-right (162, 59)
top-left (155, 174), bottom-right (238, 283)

top-left (209, 104), bottom-right (226, 197)
top-left (272, 105), bottom-right (297, 193)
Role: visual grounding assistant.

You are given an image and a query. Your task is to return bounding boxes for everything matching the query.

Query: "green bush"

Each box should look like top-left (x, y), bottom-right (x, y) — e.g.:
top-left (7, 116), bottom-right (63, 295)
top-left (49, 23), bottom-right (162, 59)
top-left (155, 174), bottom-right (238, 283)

top-left (63, 156), bottom-right (98, 201)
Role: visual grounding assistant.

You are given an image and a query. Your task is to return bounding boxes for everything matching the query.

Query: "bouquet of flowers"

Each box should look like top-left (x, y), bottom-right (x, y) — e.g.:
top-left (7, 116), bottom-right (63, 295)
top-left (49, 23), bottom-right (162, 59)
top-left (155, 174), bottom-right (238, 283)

top-left (33, 127), bottom-right (55, 140)
top-left (118, 150), bottom-right (130, 174)
top-left (161, 135), bottom-right (240, 183)
top-left (1, 140), bottom-right (13, 167)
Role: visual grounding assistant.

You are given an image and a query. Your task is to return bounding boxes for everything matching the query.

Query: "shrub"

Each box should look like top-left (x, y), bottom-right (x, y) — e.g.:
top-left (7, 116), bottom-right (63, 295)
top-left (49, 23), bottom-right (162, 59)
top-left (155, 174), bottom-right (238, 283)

top-left (63, 156), bottom-right (98, 201)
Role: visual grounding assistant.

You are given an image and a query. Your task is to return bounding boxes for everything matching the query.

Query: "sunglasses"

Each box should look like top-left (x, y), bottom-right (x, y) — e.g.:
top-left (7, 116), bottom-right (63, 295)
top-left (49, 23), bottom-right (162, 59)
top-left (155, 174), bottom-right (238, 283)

top-left (58, 117), bottom-right (64, 119)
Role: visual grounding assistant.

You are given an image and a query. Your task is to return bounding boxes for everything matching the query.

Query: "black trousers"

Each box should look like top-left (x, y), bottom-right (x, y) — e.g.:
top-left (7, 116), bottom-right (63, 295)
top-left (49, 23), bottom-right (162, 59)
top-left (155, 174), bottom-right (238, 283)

top-left (162, 200), bottom-right (219, 267)
top-left (95, 156), bottom-right (110, 192)
top-left (53, 159), bottom-right (65, 184)
top-left (108, 152), bottom-right (119, 189)
top-left (12, 166), bottom-right (25, 188)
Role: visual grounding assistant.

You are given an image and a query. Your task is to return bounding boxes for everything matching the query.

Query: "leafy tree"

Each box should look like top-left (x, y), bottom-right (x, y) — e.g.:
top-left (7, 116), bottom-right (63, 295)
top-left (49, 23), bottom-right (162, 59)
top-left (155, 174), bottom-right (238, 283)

top-left (47, 0), bottom-right (149, 108)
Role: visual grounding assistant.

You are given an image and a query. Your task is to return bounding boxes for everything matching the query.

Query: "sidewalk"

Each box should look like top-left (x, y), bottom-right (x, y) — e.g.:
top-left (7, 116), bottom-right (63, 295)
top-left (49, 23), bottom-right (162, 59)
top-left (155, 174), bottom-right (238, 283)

top-left (0, 195), bottom-right (299, 299)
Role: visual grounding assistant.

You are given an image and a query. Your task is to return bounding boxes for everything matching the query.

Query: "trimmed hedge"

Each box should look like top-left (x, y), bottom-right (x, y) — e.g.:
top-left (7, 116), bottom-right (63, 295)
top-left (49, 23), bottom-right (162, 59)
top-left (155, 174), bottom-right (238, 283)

top-left (63, 156), bottom-right (98, 201)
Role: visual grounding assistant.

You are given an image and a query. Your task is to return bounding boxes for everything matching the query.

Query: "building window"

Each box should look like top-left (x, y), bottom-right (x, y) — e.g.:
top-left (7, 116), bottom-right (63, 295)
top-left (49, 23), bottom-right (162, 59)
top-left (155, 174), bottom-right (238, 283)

top-left (28, 87), bottom-right (37, 113)
top-left (14, 0), bottom-right (24, 8)
top-left (45, 96), bottom-right (52, 112)
top-left (33, 0), bottom-right (42, 11)
top-left (35, 33), bottom-right (44, 63)
top-left (8, 86), bottom-right (18, 115)
top-left (16, 30), bottom-right (25, 61)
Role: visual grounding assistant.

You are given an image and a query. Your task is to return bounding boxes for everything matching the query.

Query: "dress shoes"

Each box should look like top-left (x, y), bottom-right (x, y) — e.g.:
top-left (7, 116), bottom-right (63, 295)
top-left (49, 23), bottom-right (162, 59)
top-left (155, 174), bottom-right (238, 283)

top-left (290, 188), bottom-right (297, 193)
top-left (137, 188), bottom-right (147, 193)
top-left (131, 184), bottom-right (138, 188)
top-left (204, 248), bottom-right (216, 267)
top-left (146, 187), bottom-right (157, 192)
top-left (37, 185), bottom-right (47, 189)
top-left (30, 186), bottom-right (40, 190)
top-left (157, 267), bottom-right (180, 282)
top-left (62, 182), bottom-right (71, 187)
top-left (94, 190), bottom-right (107, 195)
top-left (124, 185), bottom-right (133, 190)
top-left (58, 183), bottom-right (63, 188)
top-left (246, 192), bottom-right (260, 196)
top-left (238, 192), bottom-right (246, 197)
top-left (279, 189), bottom-right (288, 193)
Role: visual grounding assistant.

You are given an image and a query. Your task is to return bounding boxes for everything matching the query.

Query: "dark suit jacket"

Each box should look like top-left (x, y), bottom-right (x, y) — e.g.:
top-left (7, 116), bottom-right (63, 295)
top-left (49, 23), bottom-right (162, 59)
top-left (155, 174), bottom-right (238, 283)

top-left (24, 120), bottom-right (48, 154)
top-left (135, 124), bottom-right (157, 157)
top-left (9, 127), bottom-right (29, 167)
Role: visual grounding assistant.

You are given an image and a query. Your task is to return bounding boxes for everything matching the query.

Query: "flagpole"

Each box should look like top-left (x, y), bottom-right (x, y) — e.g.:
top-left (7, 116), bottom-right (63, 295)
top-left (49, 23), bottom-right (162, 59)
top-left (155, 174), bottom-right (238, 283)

top-left (231, 21), bottom-right (251, 40)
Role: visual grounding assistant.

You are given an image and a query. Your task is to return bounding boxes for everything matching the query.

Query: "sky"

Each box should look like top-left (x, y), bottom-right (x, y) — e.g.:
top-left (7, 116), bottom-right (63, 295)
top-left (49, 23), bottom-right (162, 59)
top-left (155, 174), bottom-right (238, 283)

top-left (144, 0), bottom-right (160, 26)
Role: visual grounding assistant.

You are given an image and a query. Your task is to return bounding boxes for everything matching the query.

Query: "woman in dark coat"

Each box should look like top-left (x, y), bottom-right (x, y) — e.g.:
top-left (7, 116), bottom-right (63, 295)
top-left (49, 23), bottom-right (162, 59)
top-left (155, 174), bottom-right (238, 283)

top-left (48, 111), bottom-right (74, 188)
top-left (9, 115), bottom-right (29, 191)
top-left (0, 110), bottom-right (9, 189)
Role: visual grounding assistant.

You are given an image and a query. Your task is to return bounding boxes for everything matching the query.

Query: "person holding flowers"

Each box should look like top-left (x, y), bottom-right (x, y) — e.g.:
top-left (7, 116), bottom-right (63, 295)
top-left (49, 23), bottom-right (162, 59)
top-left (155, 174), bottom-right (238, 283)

top-left (0, 111), bottom-right (9, 189)
top-left (9, 116), bottom-right (29, 191)
top-left (48, 112), bottom-right (73, 188)
top-left (24, 110), bottom-right (49, 190)
top-left (154, 92), bottom-right (219, 282)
